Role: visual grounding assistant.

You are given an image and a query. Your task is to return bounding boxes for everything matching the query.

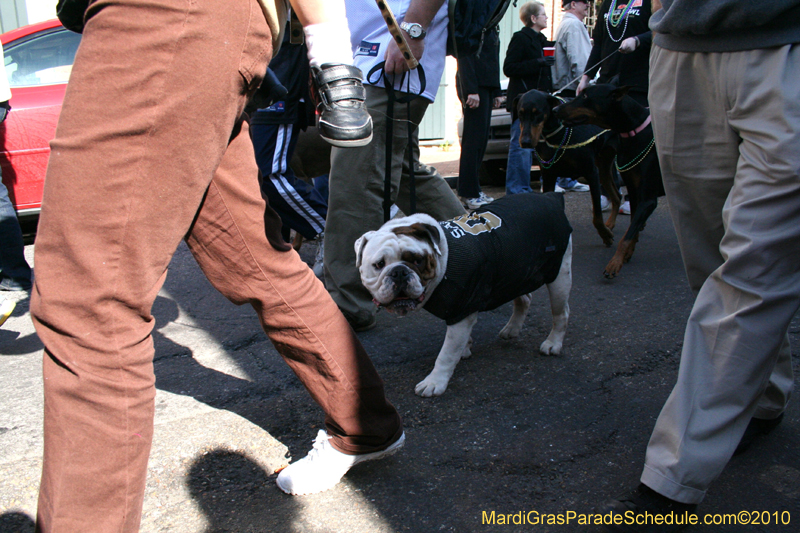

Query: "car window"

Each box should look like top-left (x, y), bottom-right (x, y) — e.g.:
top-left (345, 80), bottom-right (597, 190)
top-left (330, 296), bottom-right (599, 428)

top-left (4, 29), bottom-right (80, 87)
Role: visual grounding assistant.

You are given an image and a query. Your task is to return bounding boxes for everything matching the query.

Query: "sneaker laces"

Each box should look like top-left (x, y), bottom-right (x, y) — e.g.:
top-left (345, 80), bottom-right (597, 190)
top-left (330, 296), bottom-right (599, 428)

top-left (303, 430), bottom-right (333, 464)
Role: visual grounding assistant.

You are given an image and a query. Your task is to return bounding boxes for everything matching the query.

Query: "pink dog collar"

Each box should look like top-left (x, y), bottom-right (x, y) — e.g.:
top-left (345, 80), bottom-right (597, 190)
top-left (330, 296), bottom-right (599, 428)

top-left (620, 114), bottom-right (651, 138)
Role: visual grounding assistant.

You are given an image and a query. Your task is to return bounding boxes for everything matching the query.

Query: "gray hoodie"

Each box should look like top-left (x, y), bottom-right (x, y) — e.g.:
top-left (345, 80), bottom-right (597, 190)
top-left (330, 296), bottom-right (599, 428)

top-left (649, 0), bottom-right (800, 52)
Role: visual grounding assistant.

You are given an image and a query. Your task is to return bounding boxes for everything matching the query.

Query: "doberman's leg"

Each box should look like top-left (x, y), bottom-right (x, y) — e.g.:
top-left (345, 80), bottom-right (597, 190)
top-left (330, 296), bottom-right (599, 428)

top-left (587, 166), bottom-right (614, 246)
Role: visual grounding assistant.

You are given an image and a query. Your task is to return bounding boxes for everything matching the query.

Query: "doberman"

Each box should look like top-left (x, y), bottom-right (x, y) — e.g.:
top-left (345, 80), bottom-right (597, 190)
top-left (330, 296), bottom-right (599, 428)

top-left (514, 89), bottom-right (620, 247)
top-left (555, 84), bottom-right (665, 278)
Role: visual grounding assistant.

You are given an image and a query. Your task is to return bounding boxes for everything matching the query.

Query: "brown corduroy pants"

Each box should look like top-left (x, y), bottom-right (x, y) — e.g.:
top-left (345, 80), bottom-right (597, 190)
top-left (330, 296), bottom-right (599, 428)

top-left (30, 1), bottom-right (401, 531)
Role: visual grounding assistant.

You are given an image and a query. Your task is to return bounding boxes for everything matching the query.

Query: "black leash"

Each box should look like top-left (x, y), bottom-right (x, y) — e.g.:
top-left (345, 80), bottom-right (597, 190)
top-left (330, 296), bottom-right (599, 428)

top-left (367, 62), bottom-right (426, 222)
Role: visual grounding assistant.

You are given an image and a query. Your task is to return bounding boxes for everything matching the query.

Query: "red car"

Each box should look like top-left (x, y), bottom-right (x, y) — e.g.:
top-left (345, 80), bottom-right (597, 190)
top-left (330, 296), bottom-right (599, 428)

top-left (1, 19), bottom-right (80, 223)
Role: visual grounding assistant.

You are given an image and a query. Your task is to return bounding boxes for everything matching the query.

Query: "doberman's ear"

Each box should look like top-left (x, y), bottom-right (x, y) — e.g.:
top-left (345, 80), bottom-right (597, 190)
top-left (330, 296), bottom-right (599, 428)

top-left (611, 86), bottom-right (632, 101)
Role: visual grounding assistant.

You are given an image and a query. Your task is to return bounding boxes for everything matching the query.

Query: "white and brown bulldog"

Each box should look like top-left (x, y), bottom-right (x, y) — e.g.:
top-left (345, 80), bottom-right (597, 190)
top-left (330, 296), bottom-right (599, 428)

top-left (355, 193), bottom-right (573, 397)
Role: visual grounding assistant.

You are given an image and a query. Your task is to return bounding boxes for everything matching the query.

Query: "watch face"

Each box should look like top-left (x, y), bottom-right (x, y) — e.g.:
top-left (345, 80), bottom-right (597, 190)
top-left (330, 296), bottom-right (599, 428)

top-left (404, 22), bottom-right (423, 38)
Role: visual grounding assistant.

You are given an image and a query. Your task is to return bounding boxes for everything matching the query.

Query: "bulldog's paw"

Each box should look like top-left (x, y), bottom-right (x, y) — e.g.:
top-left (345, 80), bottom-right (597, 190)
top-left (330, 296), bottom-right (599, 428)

top-left (415, 374), bottom-right (450, 397)
top-left (498, 323), bottom-right (522, 339)
top-left (539, 339), bottom-right (562, 355)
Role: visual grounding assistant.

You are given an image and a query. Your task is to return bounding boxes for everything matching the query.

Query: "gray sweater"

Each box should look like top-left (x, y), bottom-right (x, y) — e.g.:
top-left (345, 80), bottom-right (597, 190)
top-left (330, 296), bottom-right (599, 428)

top-left (650, 0), bottom-right (800, 52)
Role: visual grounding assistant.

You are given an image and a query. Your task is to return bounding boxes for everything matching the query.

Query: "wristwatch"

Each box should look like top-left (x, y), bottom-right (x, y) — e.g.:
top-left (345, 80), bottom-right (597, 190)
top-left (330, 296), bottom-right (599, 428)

top-left (400, 21), bottom-right (427, 39)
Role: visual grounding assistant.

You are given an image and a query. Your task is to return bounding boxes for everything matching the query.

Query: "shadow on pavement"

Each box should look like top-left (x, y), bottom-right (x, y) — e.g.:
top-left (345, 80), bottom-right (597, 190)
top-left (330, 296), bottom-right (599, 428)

top-left (151, 295), bottom-right (318, 446)
top-left (0, 510), bottom-right (35, 532)
top-left (187, 450), bottom-right (298, 533)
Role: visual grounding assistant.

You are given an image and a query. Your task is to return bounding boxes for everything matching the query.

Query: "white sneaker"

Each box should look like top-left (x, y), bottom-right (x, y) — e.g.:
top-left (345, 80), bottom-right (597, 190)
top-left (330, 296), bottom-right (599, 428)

top-left (312, 233), bottom-right (324, 279)
top-left (478, 191), bottom-right (494, 203)
top-left (561, 180), bottom-right (590, 192)
top-left (600, 195), bottom-right (611, 212)
top-left (0, 298), bottom-right (15, 327)
top-left (462, 191), bottom-right (494, 210)
top-left (619, 200), bottom-right (631, 215)
top-left (276, 430), bottom-right (405, 495)
top-left (554, 184), bottom-right (566, 193)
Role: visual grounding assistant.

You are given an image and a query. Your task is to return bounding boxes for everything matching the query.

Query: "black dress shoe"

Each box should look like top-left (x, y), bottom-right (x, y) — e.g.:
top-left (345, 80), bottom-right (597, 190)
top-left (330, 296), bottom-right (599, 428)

top-left (734, 412), bottom-right (784, 456)
top-left (596, 484), bottom-right (697, 532)
top-left (313, 63), bottom-right (373, 148)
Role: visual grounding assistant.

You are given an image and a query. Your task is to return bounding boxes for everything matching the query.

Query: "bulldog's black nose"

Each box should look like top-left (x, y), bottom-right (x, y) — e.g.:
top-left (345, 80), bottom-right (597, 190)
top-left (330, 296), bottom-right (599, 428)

top-left (388, 267), bottom-right (411, 284)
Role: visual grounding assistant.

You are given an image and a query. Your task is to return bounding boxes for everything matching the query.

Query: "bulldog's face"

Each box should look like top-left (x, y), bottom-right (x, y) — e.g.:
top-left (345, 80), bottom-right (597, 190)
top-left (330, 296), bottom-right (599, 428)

top-left (355, 214), bottom-right (447, 317)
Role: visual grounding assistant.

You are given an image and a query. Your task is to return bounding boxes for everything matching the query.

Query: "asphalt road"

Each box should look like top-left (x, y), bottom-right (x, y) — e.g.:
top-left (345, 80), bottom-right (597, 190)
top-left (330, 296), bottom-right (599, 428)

top-left (2, 159), bottom-right (799, 532)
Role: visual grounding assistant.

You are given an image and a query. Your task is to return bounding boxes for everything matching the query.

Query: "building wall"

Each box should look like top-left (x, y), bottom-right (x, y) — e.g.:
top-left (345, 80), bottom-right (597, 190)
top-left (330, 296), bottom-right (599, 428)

top-left (0, 0), bottom-right (26, 33)
top-left (421, 0), bottom-right (599, 144)
top-left (22, 0), bottom-right (55, 24)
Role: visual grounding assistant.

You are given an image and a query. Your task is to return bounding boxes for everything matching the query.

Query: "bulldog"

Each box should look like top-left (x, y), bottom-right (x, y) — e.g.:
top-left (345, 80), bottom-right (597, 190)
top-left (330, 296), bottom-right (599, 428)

top-left (355, 193), bottom-right (573, 397)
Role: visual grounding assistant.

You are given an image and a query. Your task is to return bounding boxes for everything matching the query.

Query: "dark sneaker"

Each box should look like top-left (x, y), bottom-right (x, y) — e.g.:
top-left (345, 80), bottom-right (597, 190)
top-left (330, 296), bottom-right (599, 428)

top-left (734, 413), bottom-right (784, 455)
top-left (596, 484), bottom-right (697, 532)
top-left (313, 63), bottom-right (372, 148)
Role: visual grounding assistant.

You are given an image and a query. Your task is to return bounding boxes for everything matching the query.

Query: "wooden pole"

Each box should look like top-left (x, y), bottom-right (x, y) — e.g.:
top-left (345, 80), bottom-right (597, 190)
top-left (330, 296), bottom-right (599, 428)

top-left (374, 0), bottom-right (420, 70)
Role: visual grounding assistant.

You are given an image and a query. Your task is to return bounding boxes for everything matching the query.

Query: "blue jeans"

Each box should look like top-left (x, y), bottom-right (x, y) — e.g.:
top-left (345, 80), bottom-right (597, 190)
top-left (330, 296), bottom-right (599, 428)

top-left (0, 173), bottom-right (32, 290)
top-left (505, 118), bottom-right (533, 195)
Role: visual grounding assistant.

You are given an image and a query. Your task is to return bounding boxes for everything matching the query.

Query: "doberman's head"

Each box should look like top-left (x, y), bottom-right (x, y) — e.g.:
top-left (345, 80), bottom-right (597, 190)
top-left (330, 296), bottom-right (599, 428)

top-left (554, 84), bottom-right (632, 130)
top-left (514, 89), bottom-right (565, 148)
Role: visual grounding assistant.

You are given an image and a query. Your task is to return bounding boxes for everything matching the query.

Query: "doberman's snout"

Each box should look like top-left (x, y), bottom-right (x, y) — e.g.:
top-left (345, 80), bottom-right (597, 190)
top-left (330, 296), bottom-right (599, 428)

top-left (519, 121), bottom-right (543, 149)
top-left (519, 123), bottom-right (533, 148)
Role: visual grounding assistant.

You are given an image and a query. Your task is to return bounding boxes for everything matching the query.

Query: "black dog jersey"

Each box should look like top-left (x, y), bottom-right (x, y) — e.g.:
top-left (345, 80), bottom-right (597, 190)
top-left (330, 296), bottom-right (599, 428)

top-left (424, 192), bottom-right (572, 325)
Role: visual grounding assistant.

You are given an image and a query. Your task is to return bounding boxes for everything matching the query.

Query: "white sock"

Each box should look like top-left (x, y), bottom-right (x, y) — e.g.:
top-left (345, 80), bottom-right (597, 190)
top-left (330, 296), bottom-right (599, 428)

top-left (303, 19), bottom-right (354, 68)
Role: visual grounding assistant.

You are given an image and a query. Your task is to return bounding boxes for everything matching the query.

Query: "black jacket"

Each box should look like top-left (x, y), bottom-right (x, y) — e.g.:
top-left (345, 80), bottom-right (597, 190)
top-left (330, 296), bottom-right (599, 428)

top-left (424, 193), bottom-right (572, 325)
top-left (585, 0), bottom-right (652, 102)
top-left (503, 26), bottom-right (553, 112)
top-left (455, 28), bottom-right (501, 101)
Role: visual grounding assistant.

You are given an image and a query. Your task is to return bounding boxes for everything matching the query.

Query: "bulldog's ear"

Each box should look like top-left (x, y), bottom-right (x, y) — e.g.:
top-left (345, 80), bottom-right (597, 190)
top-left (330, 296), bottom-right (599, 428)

top-left (354, 231), bottom-right (375, 268)
top-left (393, 222), bottom-right (442, 256)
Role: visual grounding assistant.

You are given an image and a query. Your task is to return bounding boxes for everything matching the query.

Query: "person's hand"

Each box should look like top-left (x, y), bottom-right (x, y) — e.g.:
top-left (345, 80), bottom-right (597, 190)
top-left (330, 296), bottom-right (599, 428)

top-left (576, 75), bottom-right (590, 95)
top-left (466, 94), bottom-right (480, 108)
top-left (494, 96), bottom-right (503, 109)
top-left (384, 32), bottom-right (425, 75)
top-left (619, 37), bottom-right (639, 54)
top-left (540, 56), bottom-right (555, 67)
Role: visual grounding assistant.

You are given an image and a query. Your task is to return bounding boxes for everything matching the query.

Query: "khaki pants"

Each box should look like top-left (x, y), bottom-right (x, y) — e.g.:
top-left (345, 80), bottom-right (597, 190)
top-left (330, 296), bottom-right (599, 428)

top-left (30, 1), bottom-right (401, 530)
top-left (642, 45), bottom-right (800, 504)
top-left (324, 85), bottom-right (465, 326)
